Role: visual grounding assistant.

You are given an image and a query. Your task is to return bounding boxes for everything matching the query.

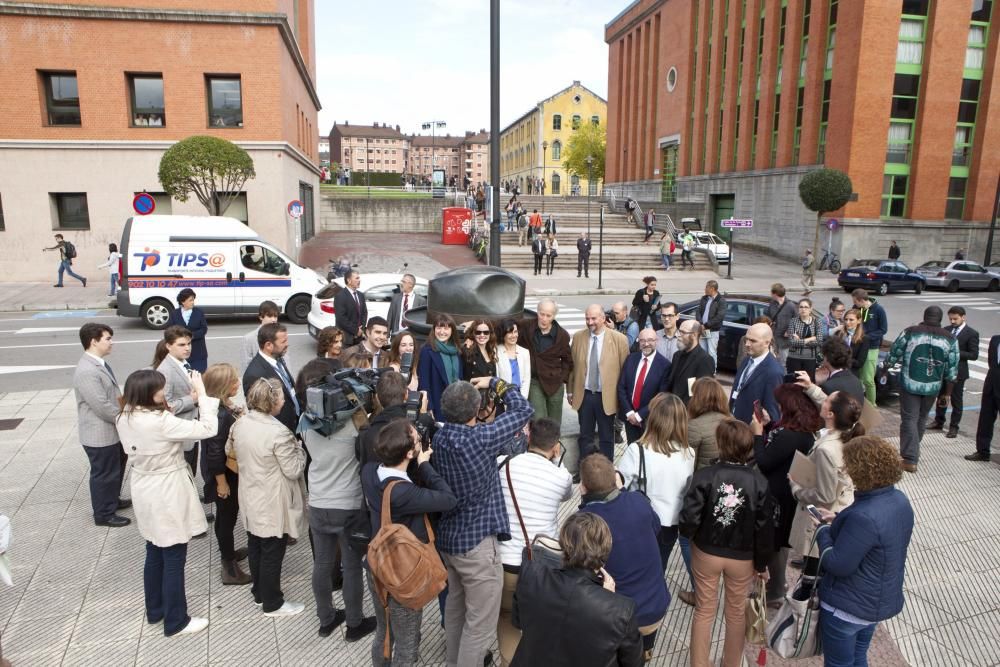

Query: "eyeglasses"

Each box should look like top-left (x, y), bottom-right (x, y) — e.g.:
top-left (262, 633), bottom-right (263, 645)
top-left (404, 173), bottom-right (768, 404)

top-left (475, 330), bottom-right (491, 336)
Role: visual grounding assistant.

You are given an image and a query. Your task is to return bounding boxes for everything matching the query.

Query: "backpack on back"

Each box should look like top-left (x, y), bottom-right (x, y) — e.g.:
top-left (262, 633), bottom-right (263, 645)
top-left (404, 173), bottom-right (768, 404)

top-left (63, 241), bottom-right (77, 259)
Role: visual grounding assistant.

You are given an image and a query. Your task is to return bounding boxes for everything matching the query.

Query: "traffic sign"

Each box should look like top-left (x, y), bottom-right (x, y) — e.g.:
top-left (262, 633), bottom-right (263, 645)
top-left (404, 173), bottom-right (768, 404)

top-left (827, 218), bottom-right (839, 231)
top-left (287, 199), bottom-right (304, 219)
top-left (133, 192), bottom-right (156, 215)
top-left (721, 218), bottom-right (753, 228)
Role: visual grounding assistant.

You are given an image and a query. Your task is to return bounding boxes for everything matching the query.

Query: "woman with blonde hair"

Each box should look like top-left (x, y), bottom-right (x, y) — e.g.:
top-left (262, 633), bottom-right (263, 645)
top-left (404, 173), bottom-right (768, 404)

top-left (227, 377), bottom-right (307, 617)
top-left (116, 369), bottom-right (219, 637)
top-left (201, 363), bottom-right (249, 586)
top-left (618, 393), bottom-right (696, 573)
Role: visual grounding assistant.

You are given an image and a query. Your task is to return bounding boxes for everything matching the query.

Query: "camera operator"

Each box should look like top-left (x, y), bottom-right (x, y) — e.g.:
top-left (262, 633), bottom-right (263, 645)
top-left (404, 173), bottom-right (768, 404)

top-left (432, 377), bottom-right (533, 667)
top-left (357, 371), bottom-right (427, 466)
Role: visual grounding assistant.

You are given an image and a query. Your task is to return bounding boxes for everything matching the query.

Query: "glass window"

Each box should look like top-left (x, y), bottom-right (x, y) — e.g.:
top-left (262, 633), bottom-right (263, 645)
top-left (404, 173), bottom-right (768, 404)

top-left (972, 0), bottom-right (993, 21)
top-left (129, 75), bottom-right (165, 127)
top-left (945, 177), bottom-right (966, 219)
top-left (206, 76), bottom-right (243, 128)
top-left (240, 244), bottom-right (286, 275)
top-left (897, 20), bottom-right (924, 65)
top-left (591, 115), bottom-right (600, 126)
top-left (215, 192), bottom-right (248, 224)
top-left (552, 114), bottom-right (561, 130)
top-left (881, 174), bottom-right (908, 218)
top-left (893, 73), bottom-right (920, 97)
top-left (571, 115), bottom-right (581, 130)
top-left (52, 193), bottom-right (90, 229)
top-left (886, 122), bottom-right (912, 164)
top-left (902, 0), bottom-right (929, 15)
top-left (551, 173), bottom-right (561, 195)
top-left (967, 26), bottom-right (987, 70)
top-left (551, 140), bottom-right (561, 160)
top-left (42, 72), bottom-right (80, 126)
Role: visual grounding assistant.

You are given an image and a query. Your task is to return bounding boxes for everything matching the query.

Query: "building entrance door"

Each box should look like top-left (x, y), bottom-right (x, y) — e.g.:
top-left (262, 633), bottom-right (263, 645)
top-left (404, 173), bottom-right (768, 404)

top-left (298, 182), bottom-right (315, 242)
top-left (711, 194), bottom-right (735, 236)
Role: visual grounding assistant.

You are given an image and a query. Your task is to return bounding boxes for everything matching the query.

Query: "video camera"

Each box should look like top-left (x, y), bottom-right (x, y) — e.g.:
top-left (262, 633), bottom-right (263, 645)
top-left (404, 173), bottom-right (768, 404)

top-left (303, 366), bottom-right (390, 436)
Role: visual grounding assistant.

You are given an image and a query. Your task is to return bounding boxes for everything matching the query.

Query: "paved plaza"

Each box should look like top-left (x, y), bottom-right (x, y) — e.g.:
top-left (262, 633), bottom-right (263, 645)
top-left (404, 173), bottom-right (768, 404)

top-left (0, 388), bottom-right (998, 665)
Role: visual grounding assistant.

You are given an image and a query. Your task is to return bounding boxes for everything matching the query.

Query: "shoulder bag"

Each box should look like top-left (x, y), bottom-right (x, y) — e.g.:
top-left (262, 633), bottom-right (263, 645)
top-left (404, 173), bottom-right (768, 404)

top-left (502, 458), bottom-right (563, 569)
top-left (626, 442), bottom-right (648, 496)
top-left (765, 533), bottom-right (829, 658)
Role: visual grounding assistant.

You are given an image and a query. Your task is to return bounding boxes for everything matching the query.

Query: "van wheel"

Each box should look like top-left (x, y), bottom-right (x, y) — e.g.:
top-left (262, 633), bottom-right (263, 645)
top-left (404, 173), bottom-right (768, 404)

top-left (141, 298), bottom-right (173, 330)
top-left (285, 295), bottom-right (311, 324)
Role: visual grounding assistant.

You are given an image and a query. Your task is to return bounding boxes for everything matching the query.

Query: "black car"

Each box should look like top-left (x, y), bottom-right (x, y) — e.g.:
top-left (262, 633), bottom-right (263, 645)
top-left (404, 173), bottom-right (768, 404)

top-left (837, 259), bottom-right (924, 295)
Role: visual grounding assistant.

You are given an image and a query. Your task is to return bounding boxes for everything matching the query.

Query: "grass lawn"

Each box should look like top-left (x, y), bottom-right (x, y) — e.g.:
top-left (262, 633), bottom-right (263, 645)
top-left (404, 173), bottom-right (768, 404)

top-left (320, 185), bottom-right (432, 199)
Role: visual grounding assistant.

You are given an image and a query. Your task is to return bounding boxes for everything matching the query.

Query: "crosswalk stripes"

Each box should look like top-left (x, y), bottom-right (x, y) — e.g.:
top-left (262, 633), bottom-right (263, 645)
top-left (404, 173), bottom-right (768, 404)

top-left (895, 293), bottom-right (1000, 311)
top-left (524, 297), bottom-right (587, 336)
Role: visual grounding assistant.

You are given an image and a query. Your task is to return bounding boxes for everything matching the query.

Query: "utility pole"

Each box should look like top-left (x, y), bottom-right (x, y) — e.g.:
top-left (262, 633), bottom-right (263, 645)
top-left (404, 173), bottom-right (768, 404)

top-left (488, 0), bottom-right (501, 266)
top-left (586, 155), bottom-right (594, 236)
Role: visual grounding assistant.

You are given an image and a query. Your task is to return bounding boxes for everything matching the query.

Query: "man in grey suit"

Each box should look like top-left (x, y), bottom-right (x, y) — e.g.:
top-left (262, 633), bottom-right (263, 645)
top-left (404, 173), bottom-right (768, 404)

top-left (385, 274), bottom-right (425, 334)
top-left (73, 323), bottom-right (130, 527)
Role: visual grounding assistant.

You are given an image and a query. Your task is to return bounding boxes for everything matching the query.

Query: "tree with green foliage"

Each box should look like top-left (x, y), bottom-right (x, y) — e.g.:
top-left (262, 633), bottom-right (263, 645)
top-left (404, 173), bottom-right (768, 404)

top-left (562, 122), bottom-right (606, 188)
top-left (158, 136), bottom-right (256, 216)
top-left (799, 168), bottom-right (853, 265)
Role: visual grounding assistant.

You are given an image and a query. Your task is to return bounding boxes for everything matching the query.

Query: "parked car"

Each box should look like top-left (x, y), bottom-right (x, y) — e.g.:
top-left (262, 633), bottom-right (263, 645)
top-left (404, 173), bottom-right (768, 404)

top-left (837, 259), bottom-right (924, 295)
top-left (306, 273), bottom-right (429, 338)
top-left (915, 260), bottom-right (1000, 292)
top-left (692, 231), bottom-right (730, 263)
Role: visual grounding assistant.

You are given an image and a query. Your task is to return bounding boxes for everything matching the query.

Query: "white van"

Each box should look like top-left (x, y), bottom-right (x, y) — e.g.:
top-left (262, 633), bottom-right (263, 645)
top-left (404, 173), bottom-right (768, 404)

top-left (117, 215), bottom-right (326, 329)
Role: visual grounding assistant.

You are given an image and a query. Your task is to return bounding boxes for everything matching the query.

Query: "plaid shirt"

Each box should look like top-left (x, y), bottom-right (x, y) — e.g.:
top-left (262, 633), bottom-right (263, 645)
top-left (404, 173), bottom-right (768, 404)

top-left (433, 379), bottom-right (533, 554)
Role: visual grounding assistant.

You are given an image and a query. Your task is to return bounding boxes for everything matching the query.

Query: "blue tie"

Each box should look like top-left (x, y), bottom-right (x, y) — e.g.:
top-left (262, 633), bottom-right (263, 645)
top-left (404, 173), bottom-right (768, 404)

top-left (275, 359), bottom-right (301, 414)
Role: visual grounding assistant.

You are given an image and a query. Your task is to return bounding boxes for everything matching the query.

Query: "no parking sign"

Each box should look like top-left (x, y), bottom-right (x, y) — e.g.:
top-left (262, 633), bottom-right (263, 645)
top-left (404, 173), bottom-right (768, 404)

top-left (287, 200), bottom-right (304, 219)
top-left (133, 193), bottom-right (156, 215)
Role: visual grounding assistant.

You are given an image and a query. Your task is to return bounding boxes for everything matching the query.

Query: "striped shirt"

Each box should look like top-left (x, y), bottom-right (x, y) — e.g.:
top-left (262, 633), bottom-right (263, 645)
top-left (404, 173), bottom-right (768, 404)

top-left (497, 451), bottom-right (573, 566)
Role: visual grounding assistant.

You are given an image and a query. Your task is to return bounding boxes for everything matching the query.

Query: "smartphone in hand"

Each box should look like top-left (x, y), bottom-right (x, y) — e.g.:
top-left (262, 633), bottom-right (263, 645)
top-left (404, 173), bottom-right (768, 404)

top-left (753, 400), bottom-right (764, 423)
top-left (806, 505), bottom-right (826, 522)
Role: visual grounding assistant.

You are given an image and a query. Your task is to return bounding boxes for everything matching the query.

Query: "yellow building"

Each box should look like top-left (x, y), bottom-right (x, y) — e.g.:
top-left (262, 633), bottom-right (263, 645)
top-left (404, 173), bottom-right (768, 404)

top-left (500, 81), bottom-right (606, 196)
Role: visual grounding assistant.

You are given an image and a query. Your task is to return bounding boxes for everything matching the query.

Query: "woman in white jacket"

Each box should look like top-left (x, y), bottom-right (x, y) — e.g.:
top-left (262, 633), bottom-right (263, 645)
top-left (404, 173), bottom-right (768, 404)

top-left (96, 242), bottom-right (121, 297)
top-left (116, 368), bottom-right (219, 637)
top-left (618, 393), bottom-right (696, 573)
top-left (495, 318), bottom-right (531, 399)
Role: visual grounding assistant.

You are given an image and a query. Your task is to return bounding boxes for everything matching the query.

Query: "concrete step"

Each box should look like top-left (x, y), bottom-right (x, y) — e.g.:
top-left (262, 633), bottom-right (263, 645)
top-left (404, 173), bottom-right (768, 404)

top-left (491, 247), bottom-right (714, 270)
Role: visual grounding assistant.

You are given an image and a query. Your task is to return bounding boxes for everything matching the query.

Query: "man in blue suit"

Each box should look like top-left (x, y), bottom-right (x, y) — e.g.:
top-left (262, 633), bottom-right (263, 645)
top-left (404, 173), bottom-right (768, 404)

top-left (730, 323), bottom-right (783, 424)
top-left (617, 328), bottom-right (672, 444)
top-left (167, 288), bottom-right (209, 372)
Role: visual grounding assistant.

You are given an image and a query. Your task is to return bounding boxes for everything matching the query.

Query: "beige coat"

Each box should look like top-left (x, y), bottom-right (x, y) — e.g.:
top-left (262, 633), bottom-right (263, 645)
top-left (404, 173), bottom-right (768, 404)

top-left (788, 431), bottom-right (855, 557)
top-left (687, 411), bottom-right (727, 470)
top-left (567, 327), bottom-right (630, 415)
top-left (116, 396), bottom-right (219, 548)
top-left (227, 410), bottom-right (307, 539)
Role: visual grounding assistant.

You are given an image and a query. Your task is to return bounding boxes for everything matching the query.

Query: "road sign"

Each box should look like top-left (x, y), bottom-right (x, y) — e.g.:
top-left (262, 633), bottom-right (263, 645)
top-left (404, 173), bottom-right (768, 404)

top-left (132, 192), bottom-right (156, 215)
top-left (827, 218), bottom-right (839, 231)
top-left (721, 218), bottom-right (753, 228)
top-left (287, 199), bottom-right (304, 219)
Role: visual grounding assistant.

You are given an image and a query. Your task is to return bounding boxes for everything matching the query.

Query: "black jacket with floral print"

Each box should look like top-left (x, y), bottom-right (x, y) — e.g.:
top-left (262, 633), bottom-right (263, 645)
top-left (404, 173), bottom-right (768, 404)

top-left (679, 461), bottom-right (775, 571)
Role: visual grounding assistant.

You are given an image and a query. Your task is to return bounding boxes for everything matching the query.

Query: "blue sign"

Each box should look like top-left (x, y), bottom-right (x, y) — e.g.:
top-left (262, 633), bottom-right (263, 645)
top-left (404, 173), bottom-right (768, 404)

top-left (827, 218), bottom-right (839, 231)
top-left (133, 193), bottom-right (156, 215)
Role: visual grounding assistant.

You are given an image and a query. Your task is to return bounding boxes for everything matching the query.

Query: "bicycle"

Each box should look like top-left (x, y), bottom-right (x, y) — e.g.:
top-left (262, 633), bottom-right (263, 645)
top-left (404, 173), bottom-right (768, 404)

top-left (818, 249), bottom-right (842, 273)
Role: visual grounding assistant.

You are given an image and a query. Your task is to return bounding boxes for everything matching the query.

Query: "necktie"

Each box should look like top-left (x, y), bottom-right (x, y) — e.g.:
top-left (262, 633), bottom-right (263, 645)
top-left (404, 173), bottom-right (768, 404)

top-left (632, 357), bottom-right (648, 410)
top-left (951, 326), bottom-right (959, 337)
top-left (736, 359), bottom-right (754, 393)
top-left (353, 291), bottom-right (361, 316)
top-left (403, 293), bottom-right (409, 313)
top-left (104, 361), bottom-right (118, 386)
top-left (183, 360), bottom-right (192, 373)
top-left (587, 335), bottom-right (600, 392)
top-left (276, 359), bottom-right (301, 414)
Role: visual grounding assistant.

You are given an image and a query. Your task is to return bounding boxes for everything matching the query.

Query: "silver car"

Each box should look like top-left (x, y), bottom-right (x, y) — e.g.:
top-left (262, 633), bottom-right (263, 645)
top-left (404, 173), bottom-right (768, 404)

top-left (916, 260), bottom-right (1000, 292)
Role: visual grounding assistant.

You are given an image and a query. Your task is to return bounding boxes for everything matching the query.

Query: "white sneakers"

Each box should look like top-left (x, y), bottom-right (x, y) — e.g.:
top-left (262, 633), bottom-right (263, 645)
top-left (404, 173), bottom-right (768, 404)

top-left (175, 616), bottom-right (209, 636)
top-left (263, 601), bottom-right (305, 618)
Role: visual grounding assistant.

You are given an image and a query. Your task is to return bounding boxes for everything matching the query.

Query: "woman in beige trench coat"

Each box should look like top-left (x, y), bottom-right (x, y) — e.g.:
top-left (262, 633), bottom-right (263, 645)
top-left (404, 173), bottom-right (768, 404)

top-left (227, 377), bottom-right (307, 617)
top-left (116, 369), bottom-right (219, 637)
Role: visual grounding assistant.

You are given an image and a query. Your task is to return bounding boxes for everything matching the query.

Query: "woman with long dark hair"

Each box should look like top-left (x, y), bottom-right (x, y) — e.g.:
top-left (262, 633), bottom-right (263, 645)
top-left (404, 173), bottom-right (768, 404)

top-left (462, 318), bottom-right (498, 381)
top-left (386, 330), bottom-right (420, 390)
top-left (416, 313), bottom-right (463, 419)
top-left (631, 276), bottom-right (660, 331)
top-left (750, 383), bottom-right (823, 605)
top-left (785, 298), bottom-right (825, 381)
top-left (495, 319), bottom-right (531, 398)
top-left (97, 242), bottom-right (121, 297)
top-left (116, 369), bottom-right (220, 637)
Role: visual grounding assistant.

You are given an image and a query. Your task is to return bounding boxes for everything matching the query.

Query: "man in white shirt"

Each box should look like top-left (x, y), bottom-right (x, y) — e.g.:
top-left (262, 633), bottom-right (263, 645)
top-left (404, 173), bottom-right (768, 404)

top-left (495, 418), bottom-right (572, 665)
top-left (386, 274), bottom-right (426, 334)
top-left (655, 301), bottom-right (681, 362)
top-left (241, 300), bottom-right (279, 376)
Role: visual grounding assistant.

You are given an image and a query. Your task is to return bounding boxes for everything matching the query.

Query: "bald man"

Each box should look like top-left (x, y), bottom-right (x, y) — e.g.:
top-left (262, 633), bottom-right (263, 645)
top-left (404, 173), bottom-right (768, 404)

top-left (729, 323), bottom-right (784, 424)
top-left (567, 304), bottom-right (631, 468)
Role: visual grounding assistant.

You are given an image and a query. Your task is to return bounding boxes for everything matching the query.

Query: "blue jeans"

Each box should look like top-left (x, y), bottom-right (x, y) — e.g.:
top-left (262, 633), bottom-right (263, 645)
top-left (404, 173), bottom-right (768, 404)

top-left (109, 273), bottom-right (118, 296)
top-left (661, 254), bottom-right (671, 269)
top-left (820, 608), bottom-right (876, 667)
top-left (700, 330), bottom-right (719, 368)
top-left (144, 541), bottom-right (190, 635)
top-left (679, 535), bottom-right (695, 588)
top-left (57, 259), bottom-right (86, 286)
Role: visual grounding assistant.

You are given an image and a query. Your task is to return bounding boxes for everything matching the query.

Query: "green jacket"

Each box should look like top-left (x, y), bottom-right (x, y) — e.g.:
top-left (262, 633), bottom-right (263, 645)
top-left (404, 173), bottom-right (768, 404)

top-left (885, 323), bottom-right (959, 396)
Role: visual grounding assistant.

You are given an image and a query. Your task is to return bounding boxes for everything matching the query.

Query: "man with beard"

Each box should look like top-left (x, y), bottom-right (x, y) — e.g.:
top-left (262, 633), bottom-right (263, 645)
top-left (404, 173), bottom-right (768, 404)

top-left (664, 320), bottom-right (715, 404)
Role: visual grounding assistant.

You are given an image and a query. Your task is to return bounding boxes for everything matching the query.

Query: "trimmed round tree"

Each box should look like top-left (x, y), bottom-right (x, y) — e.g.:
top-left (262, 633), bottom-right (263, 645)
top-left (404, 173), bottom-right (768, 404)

top-left (798, 168), bottom-right (853, 268)
top-left (158, 136), bottom-right (256, 216)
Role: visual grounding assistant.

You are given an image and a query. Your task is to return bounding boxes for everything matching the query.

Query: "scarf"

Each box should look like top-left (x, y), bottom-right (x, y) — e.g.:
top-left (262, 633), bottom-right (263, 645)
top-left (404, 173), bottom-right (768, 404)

top-left (436, 341), bottom-right (460, 384)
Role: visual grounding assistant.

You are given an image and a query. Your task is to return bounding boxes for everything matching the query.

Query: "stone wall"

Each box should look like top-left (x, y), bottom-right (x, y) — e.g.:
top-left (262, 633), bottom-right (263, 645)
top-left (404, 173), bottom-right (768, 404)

top-left (319, 196), bottom-right (450, 233)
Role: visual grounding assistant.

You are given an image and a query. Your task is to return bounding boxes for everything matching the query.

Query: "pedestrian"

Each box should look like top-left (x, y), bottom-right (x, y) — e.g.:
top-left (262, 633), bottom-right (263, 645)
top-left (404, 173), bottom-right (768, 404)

top-left (927, 306), bottom-right (979, 438)
top-left (97, 243), bottom-right (122, 297)
top-left (576, 232), bottom-right (592, 278)
top-left (784, 297), bottom-right (825, 382)
top-left (884, 306), bottom-right (959, 474)
top-left (888, 240), bottom-right (901, 260)
top-left (767, 283), bottom-right (796, 365)
top-left (643, 209), bottom-right (655, 243)
top-left (416, 313), bottom-right (464, 420)
top-left (800, 248), bottom-right (816, 294)
top-left (229, 377), bottom-right (308, 617)
top-left (955, 247), bottom-right (967, 260)
top-left (167, 288), bottom-right (208, 372)
top-left (545, 233), bottom-right (558, 275)
top-left (531, 234), bottom-right (546, 276)
top-left (73, 323), bottom-right (130, 528)
top-left (342, 316), bottom-right (391, 369)
top-left (730, 323), bottom-right (784, 424)
top-left (659, 232), bottom-right (674, 271)
top-left (970, 334), bottom-right (1000, 462)
top-left (810, 437), bottom-right (914, 666)
top-left (463, 319), bottom-right (498, 383)
top-left (528, 208), bottom-right (543, 240)
top-left (243, 323), bottom-right (301, 434)
top-left (814, 338), bottom-right (866, 404)
top-left (631, 276), bottom-right (660, 331)
top-left (518, 298), bottom-right (573, 424)
top-left (240, 301), bottom-right (279, 376)
top-left (839, 309), bottom-right (869, 378)
top-left (679, 419), bottom-right (773, 667)
top-left (43, 233), bottom-right (87, 288)
top-left (664, 321), bottom-right (716, 404)
top-left (517, 207), bottom-right (529, 247)
top-left (496, 319), bottom-right (531, 400)
top-left (680, 229), bottom-right (696, 269)
top-left (200, 363), bottom-right (250, 586)
top-left (851, 289), bottom-right (888, 405)
top-left (611, 301), bottom-right (640, 349)
top-left (626, 198), bottom-right (638, 225)
top-left (385, 331), bottom-right (419, 390)
top-left (616, 329), bottom-right (671, 444)
top-left (334, 269), bottom-right (367, 347)
top-left (544, 214), bottom-right (557, 236)
top-left (154, 326), bottom-right (204, 481)
top-left (116, 369), bottom-right (219, 637)
top-left (386, 273), bottom-right (425, 334)
top-left (434, 378), bottom-right (533, 667)
top-left (695, 281), bottom-right (726, 367)
top-left (824, 297), bottom-right (846, 336)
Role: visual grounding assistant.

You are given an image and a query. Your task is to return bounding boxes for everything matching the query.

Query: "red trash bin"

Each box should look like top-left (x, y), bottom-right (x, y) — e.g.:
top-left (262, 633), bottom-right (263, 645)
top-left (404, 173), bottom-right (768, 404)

top-left (442, 207), bottom-right (472, 245)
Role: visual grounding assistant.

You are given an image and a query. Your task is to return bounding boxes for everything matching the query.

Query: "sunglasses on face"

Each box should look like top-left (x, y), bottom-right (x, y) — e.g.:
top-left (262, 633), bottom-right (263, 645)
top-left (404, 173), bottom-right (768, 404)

top-left (475, 330), bottom-right (490, 335)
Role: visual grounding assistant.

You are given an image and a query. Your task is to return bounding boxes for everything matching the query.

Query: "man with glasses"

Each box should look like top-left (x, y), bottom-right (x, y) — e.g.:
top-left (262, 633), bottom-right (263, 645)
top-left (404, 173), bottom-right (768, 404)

top-left (655, 302), bottom-right (681, 362)
top-left (386, 274), bottom-right (426, 334)
top-left (664, 321), bottom-right (715, 404)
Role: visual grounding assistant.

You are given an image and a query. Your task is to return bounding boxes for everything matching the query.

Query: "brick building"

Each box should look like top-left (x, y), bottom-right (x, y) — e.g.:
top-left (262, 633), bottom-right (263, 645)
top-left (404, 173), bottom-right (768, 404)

top-left (0, 1), bottom-right (322, 282)
top-left (605, 0), bottom-right (1000, 265)
top-left (330, 122), bottom-right (408, 180)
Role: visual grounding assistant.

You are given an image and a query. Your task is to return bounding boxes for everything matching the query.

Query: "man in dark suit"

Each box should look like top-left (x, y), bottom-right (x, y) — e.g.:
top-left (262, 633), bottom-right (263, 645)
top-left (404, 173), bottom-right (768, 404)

top-left (576, 232), bottom-right (592, 278)
top-left (167, 288), bottom-right (209, 371)
top-left (929, 306), bottom-right (979, 438)
top-left (970, 334), bottom-right (1000, 462)
top-left (730, 323), bottom-right (784, 424)
top-left (616, 328), bottom-right (671, 444)
top-left (818, 338), bottom-right (865, 405)
top-left (531, 236), bottom-right (546, 276)
top-left (334, 269), bottom-right (367, 347)
top-left (665, 321), bottom-right (715, 404)
top-left (385, 274), bottom-right (426, 334)
top-left (243, 322), bottom-right (300, 433)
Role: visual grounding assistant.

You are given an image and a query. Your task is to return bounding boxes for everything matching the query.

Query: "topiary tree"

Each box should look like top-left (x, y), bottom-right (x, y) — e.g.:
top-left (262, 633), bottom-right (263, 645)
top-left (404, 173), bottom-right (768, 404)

top-left (158, 136), bottom-right (256, 216)
top-left (562, 122), bottom-right (606, 191)
top-left (799, 168), bottom-right (853, 268)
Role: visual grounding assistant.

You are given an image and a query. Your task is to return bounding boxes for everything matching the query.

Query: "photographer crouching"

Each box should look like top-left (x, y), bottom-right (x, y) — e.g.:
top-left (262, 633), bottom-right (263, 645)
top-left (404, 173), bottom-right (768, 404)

top-left (433, 377), bottom-right (533, 667)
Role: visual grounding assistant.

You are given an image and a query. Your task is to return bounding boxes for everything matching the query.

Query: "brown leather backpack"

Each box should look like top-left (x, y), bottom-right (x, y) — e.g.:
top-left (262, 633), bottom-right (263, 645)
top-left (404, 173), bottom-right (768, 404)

top-left (367, 479), bottom-right (448, 657)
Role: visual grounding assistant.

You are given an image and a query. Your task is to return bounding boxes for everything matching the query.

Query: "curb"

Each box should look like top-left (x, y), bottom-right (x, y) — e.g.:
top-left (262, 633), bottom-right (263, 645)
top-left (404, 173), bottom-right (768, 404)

top-left (3, 301), bottom-right (114, 313)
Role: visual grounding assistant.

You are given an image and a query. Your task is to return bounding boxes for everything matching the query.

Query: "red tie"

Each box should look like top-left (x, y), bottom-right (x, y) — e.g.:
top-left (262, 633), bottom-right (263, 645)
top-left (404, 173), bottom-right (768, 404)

top-left (403, 293), bottom-right (409, 312)
top-left (632, 357), bottom-right (648, 410)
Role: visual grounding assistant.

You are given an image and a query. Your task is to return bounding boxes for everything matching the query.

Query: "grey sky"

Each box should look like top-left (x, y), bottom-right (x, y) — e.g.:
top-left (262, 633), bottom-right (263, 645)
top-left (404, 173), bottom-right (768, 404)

top-left (314, 0), bottom-right (612, 139)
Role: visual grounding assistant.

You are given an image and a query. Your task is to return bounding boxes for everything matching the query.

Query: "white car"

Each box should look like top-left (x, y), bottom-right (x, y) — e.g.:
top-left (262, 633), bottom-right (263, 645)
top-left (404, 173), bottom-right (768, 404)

top-left (307, 273), bottom-right (429, 338)
top-left (692, 231), bottom-right (730, 263)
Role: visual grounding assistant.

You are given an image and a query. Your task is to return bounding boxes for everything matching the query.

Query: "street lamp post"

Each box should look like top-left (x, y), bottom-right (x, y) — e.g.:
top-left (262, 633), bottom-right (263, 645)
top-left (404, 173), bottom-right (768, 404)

top-left (597, 205), bottom-right (605, 289)
top-left (365, 137), bottom-right (370, 199)
top-left (421, 120), bottom-right (446, 191)
top-left (542, 141), bottom-right (548, 215)
top-left (488, 0), bottom-right (501, 266)
top-left (585, 155), bottom-right (594, 236)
